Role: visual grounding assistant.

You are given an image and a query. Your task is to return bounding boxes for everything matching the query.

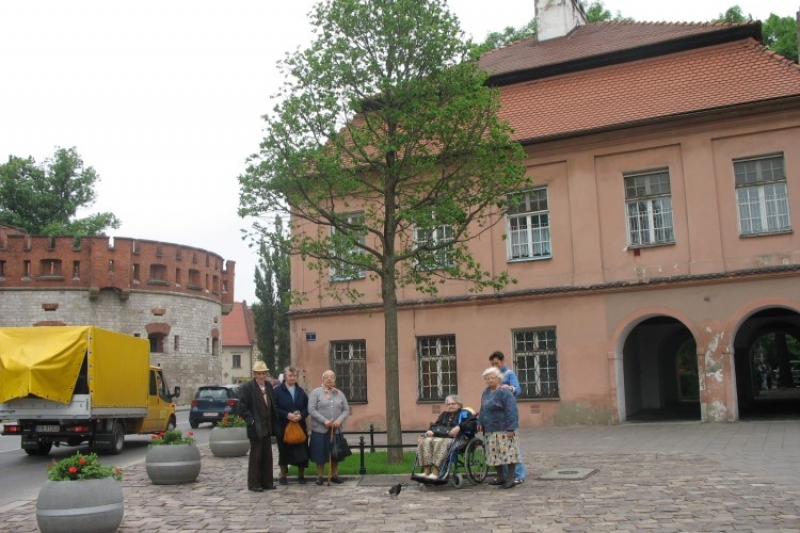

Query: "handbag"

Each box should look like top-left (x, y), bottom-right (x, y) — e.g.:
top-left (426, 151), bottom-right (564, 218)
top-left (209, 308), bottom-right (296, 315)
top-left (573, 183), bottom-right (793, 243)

top-left (429, 423), bottom-right (451, 438)
top-left (330, 430), bottom-right (352, 462)
top-left (283, 421), bottom-right (307, 445)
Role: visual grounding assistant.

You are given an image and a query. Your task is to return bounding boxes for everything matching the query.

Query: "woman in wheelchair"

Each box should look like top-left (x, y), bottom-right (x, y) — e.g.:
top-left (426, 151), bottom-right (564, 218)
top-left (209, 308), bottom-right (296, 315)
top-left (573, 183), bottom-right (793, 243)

top-left (413, 395), bottom-right (471, 480)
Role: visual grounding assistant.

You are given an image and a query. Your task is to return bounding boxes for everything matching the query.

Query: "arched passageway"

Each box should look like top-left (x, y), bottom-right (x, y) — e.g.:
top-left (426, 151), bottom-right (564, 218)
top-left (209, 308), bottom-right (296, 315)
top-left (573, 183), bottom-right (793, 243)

top-left (734, 308), bottom-right (800, 419)
top-left (623, 316), bottom-right (701, 422)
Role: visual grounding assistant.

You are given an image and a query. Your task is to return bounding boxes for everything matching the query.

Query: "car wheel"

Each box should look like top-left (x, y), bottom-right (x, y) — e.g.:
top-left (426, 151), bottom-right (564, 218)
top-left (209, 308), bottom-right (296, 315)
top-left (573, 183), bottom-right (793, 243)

top-left (189, 419), bottom-right (199, 429)
top-left (167, 416), bottom-right (177, 431)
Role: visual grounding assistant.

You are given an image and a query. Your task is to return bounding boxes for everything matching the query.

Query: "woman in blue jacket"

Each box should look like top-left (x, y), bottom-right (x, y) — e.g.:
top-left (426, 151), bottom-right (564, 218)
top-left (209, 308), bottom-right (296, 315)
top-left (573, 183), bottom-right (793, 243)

top-left (273, 366), bottom-right (310, 484)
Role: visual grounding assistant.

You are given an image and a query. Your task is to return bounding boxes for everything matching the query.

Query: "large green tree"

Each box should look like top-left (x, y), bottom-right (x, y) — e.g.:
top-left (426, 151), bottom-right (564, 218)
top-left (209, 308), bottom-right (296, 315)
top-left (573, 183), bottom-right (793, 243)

top-left (239, 0), bottom-right (529, 460)
top-left (0, 147), bottom-right (120, 236)
top-left (251, 215), bottom-right (291, 374)
top-left (714, 6), bottom-right (798, 62)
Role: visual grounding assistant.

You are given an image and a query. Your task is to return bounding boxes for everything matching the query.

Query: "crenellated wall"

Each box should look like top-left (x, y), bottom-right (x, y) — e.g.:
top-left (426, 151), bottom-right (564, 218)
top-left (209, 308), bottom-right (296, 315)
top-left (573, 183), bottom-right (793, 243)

top-left (0, 230), bottom-right (237, 401)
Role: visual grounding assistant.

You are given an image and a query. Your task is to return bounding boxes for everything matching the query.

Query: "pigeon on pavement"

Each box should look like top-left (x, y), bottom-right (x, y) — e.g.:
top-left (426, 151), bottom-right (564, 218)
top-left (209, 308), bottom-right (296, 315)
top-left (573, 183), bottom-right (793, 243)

top-left (387, 483), bottom-right (402, 498)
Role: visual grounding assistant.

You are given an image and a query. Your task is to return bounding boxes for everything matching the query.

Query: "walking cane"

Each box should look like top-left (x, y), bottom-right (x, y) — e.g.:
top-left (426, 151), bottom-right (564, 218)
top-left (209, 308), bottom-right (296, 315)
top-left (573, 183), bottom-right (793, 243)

top-left (328, 426), bottom-right (335, 486)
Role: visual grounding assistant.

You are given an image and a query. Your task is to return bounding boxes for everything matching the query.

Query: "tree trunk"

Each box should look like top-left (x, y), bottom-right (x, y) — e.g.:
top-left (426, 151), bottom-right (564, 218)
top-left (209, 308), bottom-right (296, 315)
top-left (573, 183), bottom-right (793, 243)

top-left (381, 263), bottom-right (403, 463)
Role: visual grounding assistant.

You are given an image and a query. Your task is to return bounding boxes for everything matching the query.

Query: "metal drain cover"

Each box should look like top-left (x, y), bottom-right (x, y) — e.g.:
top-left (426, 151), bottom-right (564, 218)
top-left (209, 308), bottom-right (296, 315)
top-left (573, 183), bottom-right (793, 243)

top-left (539, 467), bottom-right (598, 480)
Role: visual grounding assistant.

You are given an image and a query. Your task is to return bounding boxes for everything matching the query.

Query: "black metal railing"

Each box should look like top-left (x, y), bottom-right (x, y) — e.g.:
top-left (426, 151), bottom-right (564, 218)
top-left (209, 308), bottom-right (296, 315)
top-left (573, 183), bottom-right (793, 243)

top-left (341, 424), bottom-right (423, 475)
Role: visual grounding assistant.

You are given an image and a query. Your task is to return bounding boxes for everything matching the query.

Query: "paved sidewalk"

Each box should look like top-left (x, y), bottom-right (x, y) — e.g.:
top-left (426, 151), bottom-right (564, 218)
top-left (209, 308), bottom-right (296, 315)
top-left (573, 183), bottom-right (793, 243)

top-left (4, 420), bottom-right (800, 532)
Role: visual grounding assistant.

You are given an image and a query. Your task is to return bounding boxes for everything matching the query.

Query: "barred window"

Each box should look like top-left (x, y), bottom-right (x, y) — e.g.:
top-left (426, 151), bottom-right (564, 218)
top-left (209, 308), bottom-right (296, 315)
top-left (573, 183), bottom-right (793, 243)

top-left (330, 213), bottom-right (367, 281)
top-left (417, 335), bottom-right (457, 401)
top-left (506, 188), bottom-right (551, 260)
top-left (734, 154), bottom-right (790, 236)
top-left (513, 328), bottom-right (558, 399)
top-left (331, 340), bottom-right (367, 402)
top-left (624, 170), bottom-right (674, 247)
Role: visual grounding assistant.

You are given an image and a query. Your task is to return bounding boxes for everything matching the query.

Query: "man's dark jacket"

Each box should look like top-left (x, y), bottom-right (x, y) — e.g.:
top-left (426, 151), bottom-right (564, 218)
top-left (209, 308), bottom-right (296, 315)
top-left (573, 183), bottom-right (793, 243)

top-left (239, 379), bottom-right (280, 440)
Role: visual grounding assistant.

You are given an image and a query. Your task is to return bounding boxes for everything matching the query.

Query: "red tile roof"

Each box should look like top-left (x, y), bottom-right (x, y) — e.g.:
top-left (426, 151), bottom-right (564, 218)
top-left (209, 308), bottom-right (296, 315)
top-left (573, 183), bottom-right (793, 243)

top-left (480, 21), bottom-right (760, 77)
top-left (494, 39), bottom-right (800, 143)
top-left (222, 301), bottom-right (254, 347)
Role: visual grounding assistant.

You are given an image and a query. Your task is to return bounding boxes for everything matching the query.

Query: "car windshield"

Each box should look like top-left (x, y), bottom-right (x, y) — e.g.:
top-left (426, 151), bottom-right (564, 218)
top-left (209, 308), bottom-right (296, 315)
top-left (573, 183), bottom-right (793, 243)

top-left (197, 388), bottom-right (228, 400)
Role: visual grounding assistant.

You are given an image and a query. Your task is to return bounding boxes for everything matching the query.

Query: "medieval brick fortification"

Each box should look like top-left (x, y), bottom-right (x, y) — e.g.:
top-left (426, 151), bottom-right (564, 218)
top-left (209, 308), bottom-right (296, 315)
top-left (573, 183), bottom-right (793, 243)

top-left (0, 224), bottom-right (236, 401)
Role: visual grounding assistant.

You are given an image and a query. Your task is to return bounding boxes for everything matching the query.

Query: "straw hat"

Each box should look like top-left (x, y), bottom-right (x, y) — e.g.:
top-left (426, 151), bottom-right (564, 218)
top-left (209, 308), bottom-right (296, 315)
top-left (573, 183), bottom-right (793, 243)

top-left (252, 361), bottom-right (269, 372)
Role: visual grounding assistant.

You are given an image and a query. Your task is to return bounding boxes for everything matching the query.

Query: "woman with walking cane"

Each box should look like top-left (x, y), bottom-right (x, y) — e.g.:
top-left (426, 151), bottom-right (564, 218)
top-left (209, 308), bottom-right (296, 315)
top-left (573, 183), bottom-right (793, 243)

top-left (308, 370), bottom-right (350, 486)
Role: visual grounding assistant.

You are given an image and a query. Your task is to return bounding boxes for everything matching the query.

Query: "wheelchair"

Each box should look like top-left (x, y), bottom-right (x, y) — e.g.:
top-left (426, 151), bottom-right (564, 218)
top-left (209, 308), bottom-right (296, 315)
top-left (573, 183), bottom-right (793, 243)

top-left (410, 428), bottom-right (489, 488)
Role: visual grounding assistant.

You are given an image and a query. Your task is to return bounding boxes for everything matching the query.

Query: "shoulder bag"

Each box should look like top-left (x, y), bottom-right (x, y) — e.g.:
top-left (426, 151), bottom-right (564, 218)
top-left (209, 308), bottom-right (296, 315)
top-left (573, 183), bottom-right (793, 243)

top-left (331, 430), bottom-right (352, 462)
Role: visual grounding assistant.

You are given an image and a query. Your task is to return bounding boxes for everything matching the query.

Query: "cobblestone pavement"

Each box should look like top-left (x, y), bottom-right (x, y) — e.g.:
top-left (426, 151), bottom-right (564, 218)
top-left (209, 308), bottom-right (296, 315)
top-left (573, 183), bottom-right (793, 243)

top-left (4, 420), bottom-right (800, 532)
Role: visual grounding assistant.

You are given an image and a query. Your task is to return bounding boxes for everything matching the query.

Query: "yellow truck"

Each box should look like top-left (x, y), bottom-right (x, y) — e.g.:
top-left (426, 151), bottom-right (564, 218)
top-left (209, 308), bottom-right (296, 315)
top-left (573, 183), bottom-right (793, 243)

top-left (0, 326), bottom-right (180, 455)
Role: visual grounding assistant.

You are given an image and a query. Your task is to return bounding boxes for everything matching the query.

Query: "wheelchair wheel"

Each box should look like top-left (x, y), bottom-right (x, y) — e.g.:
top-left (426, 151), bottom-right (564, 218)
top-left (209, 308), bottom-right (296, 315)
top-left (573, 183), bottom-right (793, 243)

top-left (465, 437), bottom-right (488, 484)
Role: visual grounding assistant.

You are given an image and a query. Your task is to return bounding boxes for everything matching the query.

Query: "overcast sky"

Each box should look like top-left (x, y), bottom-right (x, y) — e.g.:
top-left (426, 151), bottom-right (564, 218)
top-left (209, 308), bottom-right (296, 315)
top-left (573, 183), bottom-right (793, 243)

top-left (1, 0), bottom-right (797, 304)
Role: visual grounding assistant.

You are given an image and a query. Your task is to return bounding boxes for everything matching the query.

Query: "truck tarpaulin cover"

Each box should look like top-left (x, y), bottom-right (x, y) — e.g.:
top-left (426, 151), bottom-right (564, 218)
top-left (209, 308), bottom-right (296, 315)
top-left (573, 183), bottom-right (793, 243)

top-left (0, 326), bottom-right (89, 404)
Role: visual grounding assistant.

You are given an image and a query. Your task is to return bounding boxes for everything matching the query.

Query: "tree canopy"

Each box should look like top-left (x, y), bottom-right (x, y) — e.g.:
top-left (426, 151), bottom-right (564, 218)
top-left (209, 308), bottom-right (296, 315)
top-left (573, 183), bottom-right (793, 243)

top-left (0, 147), bottom-right (120, 236)
top-left (239, 0), bottom-right (529, 460)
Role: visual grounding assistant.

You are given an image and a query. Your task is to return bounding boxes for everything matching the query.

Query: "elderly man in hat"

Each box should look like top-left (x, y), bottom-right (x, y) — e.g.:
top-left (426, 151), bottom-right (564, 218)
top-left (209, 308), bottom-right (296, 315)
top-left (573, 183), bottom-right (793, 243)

top-left (239, 360), bottom-right (280, 491)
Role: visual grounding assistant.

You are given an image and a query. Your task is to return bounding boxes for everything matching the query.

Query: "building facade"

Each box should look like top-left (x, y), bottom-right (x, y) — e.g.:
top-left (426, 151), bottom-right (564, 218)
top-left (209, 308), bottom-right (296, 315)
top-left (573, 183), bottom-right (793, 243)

top-left (289, 0), bottom-right (800, 430)
top-left (220, 301), bottom-right (259, 384)
top-left (0, 226), bottom-right (236, 401)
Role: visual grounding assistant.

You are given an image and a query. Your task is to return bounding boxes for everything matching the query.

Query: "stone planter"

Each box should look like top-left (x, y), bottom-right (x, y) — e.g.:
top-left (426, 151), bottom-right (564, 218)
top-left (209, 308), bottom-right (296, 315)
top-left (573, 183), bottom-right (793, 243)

top-left (36, 477), bottom-right (124, 533)
top-left (208, 426), bottom-right (250, 457)
top-left (145, 443), bottom-right (201, 485)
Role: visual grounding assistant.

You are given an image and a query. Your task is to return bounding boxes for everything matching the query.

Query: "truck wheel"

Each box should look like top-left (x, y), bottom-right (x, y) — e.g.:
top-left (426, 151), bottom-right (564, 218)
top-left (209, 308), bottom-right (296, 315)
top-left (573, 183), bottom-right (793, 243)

top-left (189, 419), bottom-right (199, 429)
top-left (166, 415), bottom-right (177, 432)
top-left (24, 441), bottom-right (53, 456)
top-left (108, 421), bottom-right (125, 455)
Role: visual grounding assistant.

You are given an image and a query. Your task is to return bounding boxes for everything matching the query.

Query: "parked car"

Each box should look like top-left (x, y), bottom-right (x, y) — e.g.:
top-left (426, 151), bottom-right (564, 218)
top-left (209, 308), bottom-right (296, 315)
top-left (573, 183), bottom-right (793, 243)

top-left (189, 385), bottom-right (240, 428)
top-left (790, 361), bottom-right (800, 386)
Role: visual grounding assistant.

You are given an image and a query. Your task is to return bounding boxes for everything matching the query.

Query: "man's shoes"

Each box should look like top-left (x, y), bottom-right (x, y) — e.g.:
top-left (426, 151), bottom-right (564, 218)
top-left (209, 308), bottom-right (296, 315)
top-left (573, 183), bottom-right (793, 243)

top-left (514, 478), bottom-right (525, 485)
top-left (500, 480), bottom-right (517, 489)
top-left (278, 477), bottom-right (288, 485)
top-left (263, 485), bottom-right (276, 490)
top-left (315, 477), bottom-right (324, 486)
top-left (298, 476), bottom-right (307, 485)
top-left (249, 487), bottom-right (264, 492)
top-left (331, 476), bottom-right (344, 484)
top-left (488, 478), bottom-right (506, 486)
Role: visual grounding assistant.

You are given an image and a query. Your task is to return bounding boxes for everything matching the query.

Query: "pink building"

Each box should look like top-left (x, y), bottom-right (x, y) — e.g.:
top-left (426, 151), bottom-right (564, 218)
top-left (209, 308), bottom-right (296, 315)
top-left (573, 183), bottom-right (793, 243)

top-left (289, 0), bottom-right (800, 429)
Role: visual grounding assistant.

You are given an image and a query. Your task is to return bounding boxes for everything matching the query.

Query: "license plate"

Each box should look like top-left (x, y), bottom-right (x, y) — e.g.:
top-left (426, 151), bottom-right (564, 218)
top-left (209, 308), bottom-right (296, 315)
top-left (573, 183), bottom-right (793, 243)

top-left (36, 425), bottom-right (60, 432)
top-left (203, 412), bottom-right (219, 417)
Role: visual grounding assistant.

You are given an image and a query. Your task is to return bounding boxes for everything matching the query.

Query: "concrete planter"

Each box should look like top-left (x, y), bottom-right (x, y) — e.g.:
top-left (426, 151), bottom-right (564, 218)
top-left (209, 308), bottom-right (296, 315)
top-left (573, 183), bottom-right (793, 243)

top-left (208, 426), bottom-right (250, 457)
top-left (145, 443), bottom-right (201, 485)
top-left (36, 477), bottom-right (124, 533)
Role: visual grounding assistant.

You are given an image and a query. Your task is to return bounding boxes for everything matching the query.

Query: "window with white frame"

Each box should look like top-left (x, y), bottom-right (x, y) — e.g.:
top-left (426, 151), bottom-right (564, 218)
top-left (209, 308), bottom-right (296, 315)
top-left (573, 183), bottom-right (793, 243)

top-left (624, 170), bottom-right (674, 247)
top-left (414, 222), bottom-right (454, 270)
top-left (330, 212), bottom-right (367, 281)
top-left (417, 335), bottom-right (457, 401)
top-left (734, 154), bottom-right (791, 236)
top-left (506, 188), bottom-right (551, 260)
top-left (513, 327), bottom-right (559, 399)
top-left (331, 340), bottom-right (368, 402)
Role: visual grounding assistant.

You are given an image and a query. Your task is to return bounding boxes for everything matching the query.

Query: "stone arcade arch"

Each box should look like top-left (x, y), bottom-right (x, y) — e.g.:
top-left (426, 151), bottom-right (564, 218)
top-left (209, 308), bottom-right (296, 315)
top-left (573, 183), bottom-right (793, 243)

top-left (619, 314), bottom-right (701, 422)
top-left (732, 306), bottom-right (800, 419)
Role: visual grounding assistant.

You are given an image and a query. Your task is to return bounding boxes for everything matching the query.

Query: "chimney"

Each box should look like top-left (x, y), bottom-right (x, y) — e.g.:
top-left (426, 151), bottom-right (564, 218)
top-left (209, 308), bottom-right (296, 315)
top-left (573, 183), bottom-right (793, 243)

top-left (535, 0), bottom-right (588, 42)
